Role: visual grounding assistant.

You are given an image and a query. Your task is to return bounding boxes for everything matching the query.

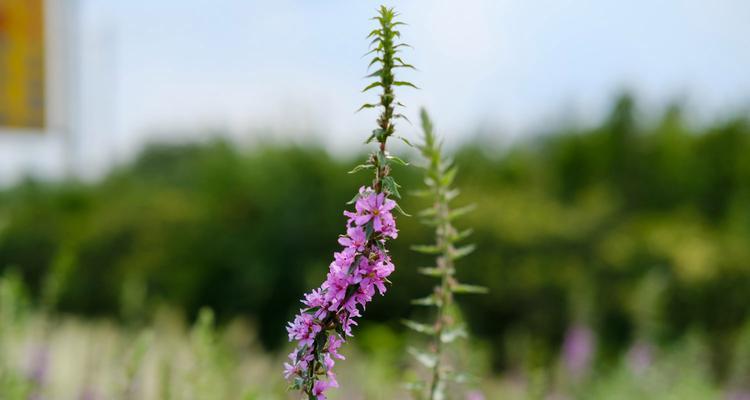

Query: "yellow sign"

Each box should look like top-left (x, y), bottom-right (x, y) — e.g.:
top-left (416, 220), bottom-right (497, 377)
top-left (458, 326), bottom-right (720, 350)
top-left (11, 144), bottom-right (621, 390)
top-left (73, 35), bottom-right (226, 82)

top-left (0, 0), bottom-right (46, 129)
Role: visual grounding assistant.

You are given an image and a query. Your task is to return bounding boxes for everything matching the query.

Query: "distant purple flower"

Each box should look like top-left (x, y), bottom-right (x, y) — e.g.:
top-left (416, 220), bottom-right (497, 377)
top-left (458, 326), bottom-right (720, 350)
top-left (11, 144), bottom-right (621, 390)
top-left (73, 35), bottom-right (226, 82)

top-left (562, 324), bottom-right (595, 378)
top-left (466, 390), bottom-right (486, 400)
top-left (626, 340), bottom-right (653, 375)
top-left (78, 387), bottom-right (99, 400)
top-left (726, 390), bottom-right (750, 400)
top-left (285, 187), bottom-right (398, 398)
top-left (27, 345), bottom-right (49, 400)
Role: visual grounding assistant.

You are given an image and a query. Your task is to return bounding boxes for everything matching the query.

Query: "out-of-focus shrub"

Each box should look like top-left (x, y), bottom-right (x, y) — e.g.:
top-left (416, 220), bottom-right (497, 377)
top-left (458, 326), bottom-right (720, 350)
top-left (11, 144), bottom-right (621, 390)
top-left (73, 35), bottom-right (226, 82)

top-left (0, 96), bottom-right (749, 376)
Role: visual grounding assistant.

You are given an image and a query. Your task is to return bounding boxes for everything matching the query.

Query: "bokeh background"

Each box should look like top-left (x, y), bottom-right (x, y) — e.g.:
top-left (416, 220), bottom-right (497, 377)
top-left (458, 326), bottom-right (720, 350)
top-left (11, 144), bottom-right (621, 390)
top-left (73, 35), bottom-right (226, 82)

top-left (1, 1), bottom-right (749, 399)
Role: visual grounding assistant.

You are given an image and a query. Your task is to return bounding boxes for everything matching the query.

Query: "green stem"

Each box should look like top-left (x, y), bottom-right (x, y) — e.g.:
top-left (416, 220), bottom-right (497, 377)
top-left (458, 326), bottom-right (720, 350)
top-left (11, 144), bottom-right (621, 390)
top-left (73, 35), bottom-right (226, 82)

top-left (428, 160), bottom-right (456, 400)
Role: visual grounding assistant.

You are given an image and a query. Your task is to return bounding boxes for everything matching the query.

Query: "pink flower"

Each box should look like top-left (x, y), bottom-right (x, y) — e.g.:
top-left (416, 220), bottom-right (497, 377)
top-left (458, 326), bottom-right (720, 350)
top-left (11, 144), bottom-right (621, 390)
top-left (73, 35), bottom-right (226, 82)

top-left (312, 381), bottom-right (329, 399)
top-left (354, 192), bottom-right (397, 231)
top-left (284, 186), bottom-right (398, 399)
top-left (338, 226), bottom-right (367, 250)
top-left (303, 288), bottom-right (326, 308)
top-left (286, 313), bottom-right (321, 347)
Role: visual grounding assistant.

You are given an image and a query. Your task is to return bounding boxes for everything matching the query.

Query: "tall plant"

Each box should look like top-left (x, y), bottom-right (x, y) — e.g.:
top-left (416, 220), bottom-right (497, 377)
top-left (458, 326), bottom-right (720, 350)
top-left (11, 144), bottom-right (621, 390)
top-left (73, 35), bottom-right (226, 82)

top-left (283, 6), bottom-right (415, 400)
top-left (407, 109), bottom-right (487, 400)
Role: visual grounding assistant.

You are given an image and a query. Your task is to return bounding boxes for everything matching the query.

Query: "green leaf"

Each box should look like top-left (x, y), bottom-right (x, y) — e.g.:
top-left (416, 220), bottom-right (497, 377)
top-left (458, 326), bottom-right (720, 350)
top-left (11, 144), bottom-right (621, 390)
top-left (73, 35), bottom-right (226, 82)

top-left (394, 113), bottom-right (412, 124)
top-left (418, 207), bottom-right (437, 217)
top-left (418, 267), bottom-right (454, 277)
top-left (362, 81), bottom-right (383, 92)
top-left (394, 63), bottom-right (417, 70)
top-left (448, 204), bottom-right (476, 220)
top-left (409, 189), bottom-right (432, 197)
top-left (366, 129), bottom-right (385, 144)
top-left (411, 294), bottom-right (441, 307)
top-left (445, 188), bottom-right (460, 202)
top-left (403, 381), bottom-right (426, 393)
top-left (402, 319), bottom-right (436, 335)
top-left (365, 69), bottom-right (383, 78)
top-left (362, 47), bottom-right (380, 57)
top-left (444, 371), bottom-right (477, 384)
top-left (396, 135), bottom-right (414, 147)
top-left (348, 163), bottom-right (374, 174)
top-left (450, 228), bottom-right (474, 243)
top-left (386, 154), bottom-right (409, 166)
top-left (407, 347), bottom-right (437, 368)
top-left (376, 150), bottom-right (387, 166)
top-left (346, 191), bottom-right (362, 205)
top-left (368, 57), bottom-right (382, 68)
top-left (394, 202), bottom-right (411, 217)
top-left (365, 221), bottom-right (374, 241)
top-left (382, 176), bottom-right (402, 199)
top-left (451, 244), bottom-right (476, 260)
top-left (418, 217), bottom-right (440, 227)
top-left (451, 283), bottom-right (488, 294)
top-left (440, 324), bottom-right (468, 343)
top-left (440, 166), bottom-right (457, 187)
top-left (393, 81), bottom-right (419, 89)
top-left (411, 244), bottom-right (441, 254)
top-left (356, 103), bottom-right (378, 113)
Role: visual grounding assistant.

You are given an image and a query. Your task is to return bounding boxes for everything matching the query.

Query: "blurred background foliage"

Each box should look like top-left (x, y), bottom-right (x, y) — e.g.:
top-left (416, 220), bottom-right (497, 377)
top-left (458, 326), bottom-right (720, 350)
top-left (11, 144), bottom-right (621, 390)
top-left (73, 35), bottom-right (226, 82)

top-left (1, 95), bottom-right (749, 385)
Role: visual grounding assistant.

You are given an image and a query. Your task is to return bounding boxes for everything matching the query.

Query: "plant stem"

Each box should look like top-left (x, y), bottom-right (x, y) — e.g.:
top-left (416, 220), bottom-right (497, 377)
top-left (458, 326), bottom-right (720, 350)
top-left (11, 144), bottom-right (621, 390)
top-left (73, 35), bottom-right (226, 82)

top-left (428, 159), bottom-right (455, 400)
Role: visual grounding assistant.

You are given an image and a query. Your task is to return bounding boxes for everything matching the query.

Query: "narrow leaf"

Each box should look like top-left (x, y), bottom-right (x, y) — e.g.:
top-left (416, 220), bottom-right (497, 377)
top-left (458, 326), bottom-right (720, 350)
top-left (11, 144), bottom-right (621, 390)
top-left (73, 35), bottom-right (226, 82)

top-left (411, 295), bottom-right (441, 307)
top-left (396, 135), bottom-right (414, 147)
top-left (348, 163), bottom-right (374, 174)
top-left (451, 244), bottom-right (476, 260)
top-left (411, 244), bottom-right (441, 254)
top-left (346, 192), bottom-right (362, 205)
top-left (441, 167), bottom-right (457, 187)
top-left (417, 267), bottom-right (444, 277)
top-left (386, 154), bottom-right (409, 166)
top-left (362, 81), bottom-right (383, 92)
top-left (448, 204), bottom-right (476, 220)
top-left (445, 188), bottom-right (460, 201)
top-left (418, 207), bottom-right (437, 217)
top-left (450, 228), bottom-right (474, 243)
top-left (356, 103), bottom-right (378, 113)
top-left (393, 81), bottom-right (419, 89)
top-left (451, 283), bottom-right (488, 294)
top-left (402, 319), bottom-right (436, 335)
top-left (440, 324), bottom-right (468, 343)
top-left (394, 113), bottom-right (412, 124)
top-left (394, 202), bottom-right (411, 217)
top-left (368, 57), bottom-right (382, 68)
top-left (382, 176), bottom-right (402, 199)
top-left (408, 347), bottom-right (437, 368)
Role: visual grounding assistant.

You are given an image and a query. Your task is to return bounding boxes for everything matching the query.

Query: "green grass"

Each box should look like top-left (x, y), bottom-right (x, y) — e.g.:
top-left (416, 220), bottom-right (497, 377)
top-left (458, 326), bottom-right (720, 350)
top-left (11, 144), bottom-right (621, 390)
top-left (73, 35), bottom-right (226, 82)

top-left (0, 302), bottom-right (742, 399)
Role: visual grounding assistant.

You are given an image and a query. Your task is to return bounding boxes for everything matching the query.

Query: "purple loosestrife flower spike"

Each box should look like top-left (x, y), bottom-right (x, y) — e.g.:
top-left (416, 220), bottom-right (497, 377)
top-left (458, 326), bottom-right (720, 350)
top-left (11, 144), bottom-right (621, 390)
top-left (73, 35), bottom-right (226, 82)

top-left (284, 187), bottom-right (399, 398)
top-left (284, 6), bottom-right (415, 399)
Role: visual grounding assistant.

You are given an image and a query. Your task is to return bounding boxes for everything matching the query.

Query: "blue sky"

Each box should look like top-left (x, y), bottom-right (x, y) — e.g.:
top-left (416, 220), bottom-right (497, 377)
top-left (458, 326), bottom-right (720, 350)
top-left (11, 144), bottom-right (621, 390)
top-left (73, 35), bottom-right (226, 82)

top-left (104, 0), bottom-right (749, 148)
top-left (2, 0), bottom-right (750, 182)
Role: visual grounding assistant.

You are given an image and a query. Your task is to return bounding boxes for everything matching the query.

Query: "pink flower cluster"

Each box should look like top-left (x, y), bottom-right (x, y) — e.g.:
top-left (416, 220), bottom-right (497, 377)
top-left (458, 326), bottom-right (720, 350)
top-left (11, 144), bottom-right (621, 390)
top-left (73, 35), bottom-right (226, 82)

top-left (285, 187), bottom-right (398, 399)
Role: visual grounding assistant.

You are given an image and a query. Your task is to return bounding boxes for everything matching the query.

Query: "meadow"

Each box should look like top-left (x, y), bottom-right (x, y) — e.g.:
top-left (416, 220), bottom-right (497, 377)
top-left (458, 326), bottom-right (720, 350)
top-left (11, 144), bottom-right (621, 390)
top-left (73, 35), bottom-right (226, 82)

top-left (1, 94), bottom-right (749, 398)
top-left (0, 274), bottom-right (744, 399)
